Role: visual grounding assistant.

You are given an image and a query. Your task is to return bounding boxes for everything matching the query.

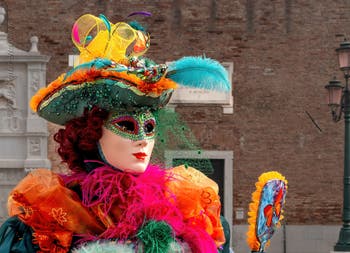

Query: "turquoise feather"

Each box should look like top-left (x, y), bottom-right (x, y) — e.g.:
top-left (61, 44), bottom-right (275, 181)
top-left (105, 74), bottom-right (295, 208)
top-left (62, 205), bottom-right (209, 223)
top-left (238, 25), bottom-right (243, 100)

top-left (99, 14), bottom-right (111, 35)
top-left (64, 58), bottom-right (114, 80)
top-left (166, 56), bottom-right (230, 91)
top-left (129, 20), bottom-right (146, 32)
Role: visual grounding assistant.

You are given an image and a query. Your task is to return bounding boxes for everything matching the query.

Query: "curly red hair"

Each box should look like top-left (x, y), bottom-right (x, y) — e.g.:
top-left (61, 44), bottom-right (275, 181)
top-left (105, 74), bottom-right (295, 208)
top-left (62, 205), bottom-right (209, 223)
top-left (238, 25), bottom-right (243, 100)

top-left (54, 106), bottom-right (109, 172)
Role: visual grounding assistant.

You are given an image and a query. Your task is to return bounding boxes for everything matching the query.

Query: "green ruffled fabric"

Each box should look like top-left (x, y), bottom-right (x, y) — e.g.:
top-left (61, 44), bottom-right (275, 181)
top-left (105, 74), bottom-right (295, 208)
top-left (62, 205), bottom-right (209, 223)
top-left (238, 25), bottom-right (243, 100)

top-left (0, 216), bottom-right (39, 253)
top-left (219, 215), bottom-right (231, 253)
top-left (136, 220), bottom-right (174, 253)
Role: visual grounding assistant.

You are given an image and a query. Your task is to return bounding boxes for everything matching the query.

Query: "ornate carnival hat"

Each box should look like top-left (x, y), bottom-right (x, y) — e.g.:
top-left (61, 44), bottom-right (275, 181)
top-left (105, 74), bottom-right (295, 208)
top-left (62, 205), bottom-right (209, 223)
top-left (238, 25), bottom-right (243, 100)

top-left (30, 13), bottom-right (230, 125)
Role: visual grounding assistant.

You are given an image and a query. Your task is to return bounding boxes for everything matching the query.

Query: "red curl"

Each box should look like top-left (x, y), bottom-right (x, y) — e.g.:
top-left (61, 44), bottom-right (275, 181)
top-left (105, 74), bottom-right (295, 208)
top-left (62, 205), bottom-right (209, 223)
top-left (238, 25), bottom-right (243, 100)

top-left (54, 106), bottom-right (109, 172)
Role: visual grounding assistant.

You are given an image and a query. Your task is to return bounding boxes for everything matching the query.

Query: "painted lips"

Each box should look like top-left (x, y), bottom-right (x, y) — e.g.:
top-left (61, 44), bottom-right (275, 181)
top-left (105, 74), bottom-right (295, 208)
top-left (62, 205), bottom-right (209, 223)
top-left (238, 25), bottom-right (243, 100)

top-left (133, 152), bottom-right (147, 161)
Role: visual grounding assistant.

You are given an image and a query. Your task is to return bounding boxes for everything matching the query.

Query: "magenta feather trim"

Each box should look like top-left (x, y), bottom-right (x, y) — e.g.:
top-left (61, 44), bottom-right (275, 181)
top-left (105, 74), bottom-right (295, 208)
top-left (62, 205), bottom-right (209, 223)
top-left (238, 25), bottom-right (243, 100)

top-left (180, 226), bottom-right (218, 253)
top-left (62, 163), bottom-right (217, 253)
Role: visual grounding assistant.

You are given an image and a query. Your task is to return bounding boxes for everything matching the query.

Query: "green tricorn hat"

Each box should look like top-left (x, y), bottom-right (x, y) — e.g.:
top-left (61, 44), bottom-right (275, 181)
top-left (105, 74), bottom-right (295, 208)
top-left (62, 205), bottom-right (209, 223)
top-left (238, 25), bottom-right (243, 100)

top-left (30, 14), bottom-right (230, 125)
top-left (30, 57), bottom-right (176, 125)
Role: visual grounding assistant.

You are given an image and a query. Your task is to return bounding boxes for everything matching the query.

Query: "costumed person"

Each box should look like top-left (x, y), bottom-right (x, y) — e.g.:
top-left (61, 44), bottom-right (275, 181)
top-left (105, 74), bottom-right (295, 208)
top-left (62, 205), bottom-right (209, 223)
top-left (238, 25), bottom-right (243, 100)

top-left (246, 171), bottom-right (288, 253)
top-left (0, 13), bottom-right (232, 253)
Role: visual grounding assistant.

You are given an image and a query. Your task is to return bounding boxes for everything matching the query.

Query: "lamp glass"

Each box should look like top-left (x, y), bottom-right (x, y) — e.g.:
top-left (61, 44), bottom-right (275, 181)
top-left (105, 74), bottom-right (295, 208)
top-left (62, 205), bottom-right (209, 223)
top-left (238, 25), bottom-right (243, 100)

top-left (338, 48), bottom-right (350, 70)
top-left (326, 84), bottom-right (343, 106)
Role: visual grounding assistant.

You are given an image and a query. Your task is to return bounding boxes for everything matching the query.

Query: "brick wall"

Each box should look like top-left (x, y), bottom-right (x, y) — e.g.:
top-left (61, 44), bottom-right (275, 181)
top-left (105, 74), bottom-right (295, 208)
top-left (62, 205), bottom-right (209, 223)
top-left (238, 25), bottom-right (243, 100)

top-left (3, 0), bottom-right (350, 225)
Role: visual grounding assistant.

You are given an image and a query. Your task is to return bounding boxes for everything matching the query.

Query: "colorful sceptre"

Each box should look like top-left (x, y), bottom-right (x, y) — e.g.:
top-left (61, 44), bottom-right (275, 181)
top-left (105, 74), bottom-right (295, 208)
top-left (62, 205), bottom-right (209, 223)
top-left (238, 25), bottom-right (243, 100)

top-left (246, 171), bottom-right (288, 252)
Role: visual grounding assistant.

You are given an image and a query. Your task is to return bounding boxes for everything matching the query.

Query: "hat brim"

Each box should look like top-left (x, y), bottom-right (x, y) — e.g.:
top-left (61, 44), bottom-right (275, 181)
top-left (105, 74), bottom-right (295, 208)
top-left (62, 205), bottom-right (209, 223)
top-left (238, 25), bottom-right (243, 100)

top-left (38, 78), bottom-right (173, 125)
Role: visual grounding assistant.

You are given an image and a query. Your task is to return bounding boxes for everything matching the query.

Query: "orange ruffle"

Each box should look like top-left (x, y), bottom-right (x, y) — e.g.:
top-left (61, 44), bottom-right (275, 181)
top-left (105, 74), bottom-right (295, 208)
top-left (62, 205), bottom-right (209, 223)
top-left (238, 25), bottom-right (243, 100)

top-left (166, 165), bottom-right (225, 247)
top-left (8, 169), bottom-right (104, 253)
top-left (33, 231), bottom-right (72, 253)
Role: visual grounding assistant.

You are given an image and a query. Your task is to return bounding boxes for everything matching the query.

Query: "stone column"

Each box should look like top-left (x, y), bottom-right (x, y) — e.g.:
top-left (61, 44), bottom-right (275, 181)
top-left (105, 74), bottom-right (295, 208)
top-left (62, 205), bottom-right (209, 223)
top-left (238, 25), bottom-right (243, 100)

top-left (0, 8), bottom-right (50, 222)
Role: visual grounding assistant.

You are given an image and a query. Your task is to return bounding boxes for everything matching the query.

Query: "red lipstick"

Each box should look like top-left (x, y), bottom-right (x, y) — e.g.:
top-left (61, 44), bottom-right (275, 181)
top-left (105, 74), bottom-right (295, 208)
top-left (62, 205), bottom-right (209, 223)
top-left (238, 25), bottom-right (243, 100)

top-left (133, 152), bottom-right (147, 161)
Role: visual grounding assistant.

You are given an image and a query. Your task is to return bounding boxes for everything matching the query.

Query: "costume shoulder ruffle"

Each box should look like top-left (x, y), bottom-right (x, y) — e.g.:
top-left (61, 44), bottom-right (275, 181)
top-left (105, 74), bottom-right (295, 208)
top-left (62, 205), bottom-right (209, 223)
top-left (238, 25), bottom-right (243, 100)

top-left (8, 169), bottom-right (104, 252)
top-left (166, 165), bottom-right (225, 247)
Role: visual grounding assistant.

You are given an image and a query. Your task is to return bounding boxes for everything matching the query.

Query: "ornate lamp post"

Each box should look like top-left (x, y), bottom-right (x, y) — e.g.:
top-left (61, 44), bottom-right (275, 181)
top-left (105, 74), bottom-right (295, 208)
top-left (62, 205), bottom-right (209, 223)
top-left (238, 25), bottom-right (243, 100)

top-left (326, 40), bottom-right (350, 251)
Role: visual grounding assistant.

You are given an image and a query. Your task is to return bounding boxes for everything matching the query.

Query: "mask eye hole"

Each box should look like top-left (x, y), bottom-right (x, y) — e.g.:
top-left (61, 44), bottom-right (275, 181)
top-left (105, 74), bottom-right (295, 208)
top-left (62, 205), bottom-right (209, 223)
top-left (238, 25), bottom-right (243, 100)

top-left (111, 116), bottom-right (138, 134)
top-left (144, 119), bottom-right (156, 136)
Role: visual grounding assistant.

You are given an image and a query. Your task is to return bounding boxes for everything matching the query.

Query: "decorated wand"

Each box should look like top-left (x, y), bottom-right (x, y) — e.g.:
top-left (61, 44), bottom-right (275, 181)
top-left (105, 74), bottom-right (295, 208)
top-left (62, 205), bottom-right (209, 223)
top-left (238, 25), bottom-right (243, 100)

top-left (246, 171), bottom-right (288, 253)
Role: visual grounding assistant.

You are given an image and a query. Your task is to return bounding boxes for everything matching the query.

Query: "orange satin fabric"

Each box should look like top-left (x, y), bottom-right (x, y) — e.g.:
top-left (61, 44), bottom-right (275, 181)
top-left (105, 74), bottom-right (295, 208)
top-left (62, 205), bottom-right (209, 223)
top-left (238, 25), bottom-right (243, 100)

top-left (166, 165), bottom-right (226, 247)
top-left (8, 169), bottom-right (104, 253)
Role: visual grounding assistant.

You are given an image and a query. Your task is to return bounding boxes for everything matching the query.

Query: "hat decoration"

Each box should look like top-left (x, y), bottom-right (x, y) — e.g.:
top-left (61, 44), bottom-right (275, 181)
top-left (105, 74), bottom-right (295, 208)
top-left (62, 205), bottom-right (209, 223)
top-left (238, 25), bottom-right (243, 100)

top-left (30, 14), bottom-right (231, 125)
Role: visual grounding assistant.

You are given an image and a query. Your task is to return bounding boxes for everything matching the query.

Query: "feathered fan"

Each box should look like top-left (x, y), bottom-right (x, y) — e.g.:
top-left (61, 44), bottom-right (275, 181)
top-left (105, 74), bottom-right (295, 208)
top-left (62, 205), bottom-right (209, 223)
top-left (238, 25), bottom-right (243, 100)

top-left (247, 171), bottom-right (288, 252)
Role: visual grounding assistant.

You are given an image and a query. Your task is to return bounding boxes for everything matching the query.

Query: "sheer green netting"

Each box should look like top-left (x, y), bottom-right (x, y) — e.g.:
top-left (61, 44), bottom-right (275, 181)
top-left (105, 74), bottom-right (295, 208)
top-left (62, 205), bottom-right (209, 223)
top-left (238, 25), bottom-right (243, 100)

top-left (151, 108), bottom-right (213, 175)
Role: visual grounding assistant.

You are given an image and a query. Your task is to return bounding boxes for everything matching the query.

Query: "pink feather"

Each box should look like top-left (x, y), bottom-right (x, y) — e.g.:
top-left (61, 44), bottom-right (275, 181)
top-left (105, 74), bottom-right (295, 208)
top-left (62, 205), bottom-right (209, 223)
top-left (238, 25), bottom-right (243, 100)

top-left (62, 163), bottom-right (218, 253)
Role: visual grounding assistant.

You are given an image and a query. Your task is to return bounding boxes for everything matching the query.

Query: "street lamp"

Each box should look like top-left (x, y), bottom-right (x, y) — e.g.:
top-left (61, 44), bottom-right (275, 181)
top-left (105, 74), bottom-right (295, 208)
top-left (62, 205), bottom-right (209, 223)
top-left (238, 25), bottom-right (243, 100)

top-left (325, 78), bottom-right (343, 122)
top-left (325, 40), bottom-right (350, 251)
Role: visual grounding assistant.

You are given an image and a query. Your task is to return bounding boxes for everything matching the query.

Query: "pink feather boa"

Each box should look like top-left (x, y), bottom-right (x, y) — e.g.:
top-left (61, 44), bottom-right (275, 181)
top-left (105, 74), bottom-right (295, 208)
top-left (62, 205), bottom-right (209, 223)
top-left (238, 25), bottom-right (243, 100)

top-left (62, 162), bottom-right (217, 253)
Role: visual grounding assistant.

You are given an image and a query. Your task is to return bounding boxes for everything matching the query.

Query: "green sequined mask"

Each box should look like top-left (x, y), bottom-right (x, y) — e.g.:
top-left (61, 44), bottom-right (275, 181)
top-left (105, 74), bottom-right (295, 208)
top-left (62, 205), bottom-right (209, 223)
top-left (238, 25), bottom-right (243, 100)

top-left (104, 110), bottom-right (156, 141)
